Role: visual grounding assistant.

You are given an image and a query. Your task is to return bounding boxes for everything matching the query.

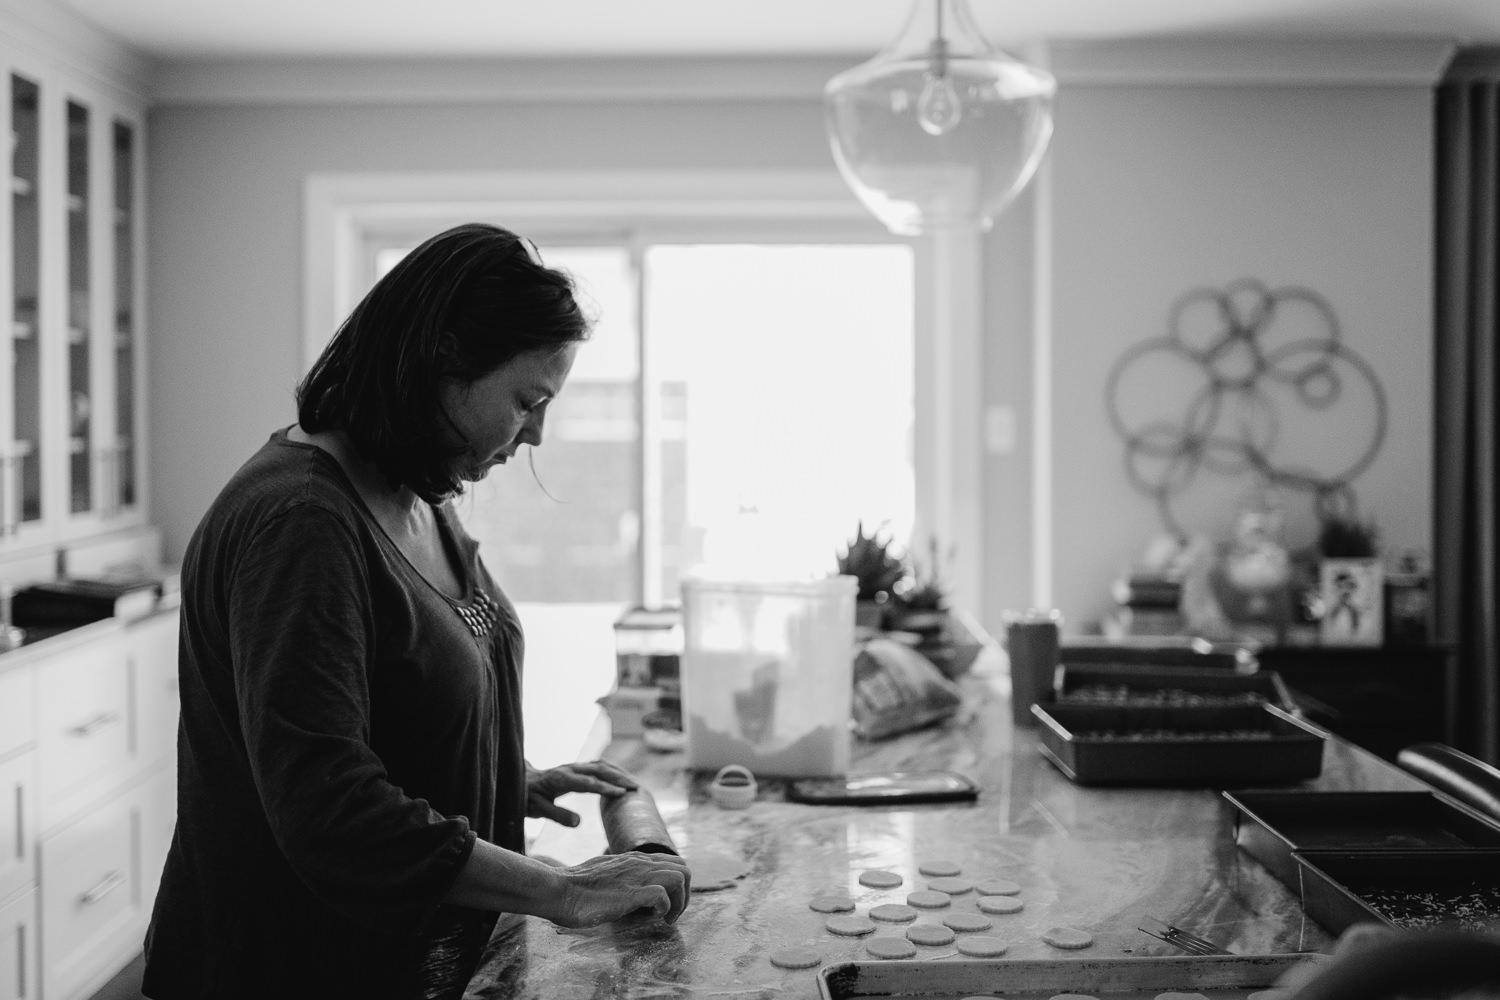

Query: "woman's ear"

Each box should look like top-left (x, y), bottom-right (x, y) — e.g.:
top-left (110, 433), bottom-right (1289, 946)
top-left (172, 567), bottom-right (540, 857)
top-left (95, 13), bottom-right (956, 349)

top-left (436, 332), bottom-right (460, 364)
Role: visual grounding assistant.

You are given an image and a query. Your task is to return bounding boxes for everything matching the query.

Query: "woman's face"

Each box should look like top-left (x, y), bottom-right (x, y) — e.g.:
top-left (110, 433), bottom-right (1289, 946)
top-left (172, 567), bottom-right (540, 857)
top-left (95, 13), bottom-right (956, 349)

top-left (440, 342), bottom-right (579, 483)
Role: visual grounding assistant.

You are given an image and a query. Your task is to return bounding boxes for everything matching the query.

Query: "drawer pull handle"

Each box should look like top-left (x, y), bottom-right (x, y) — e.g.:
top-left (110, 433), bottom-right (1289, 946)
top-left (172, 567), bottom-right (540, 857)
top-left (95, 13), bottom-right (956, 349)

top-left (69, 711), bottom-right (121, 737)
top-left (79, 869), bottom-right (126, 905)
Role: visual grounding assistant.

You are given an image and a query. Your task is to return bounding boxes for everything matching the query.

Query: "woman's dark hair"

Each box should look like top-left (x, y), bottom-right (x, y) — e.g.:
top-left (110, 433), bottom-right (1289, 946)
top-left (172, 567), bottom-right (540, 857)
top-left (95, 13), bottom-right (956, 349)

top-left (296, 222), bottom-right (590, 502)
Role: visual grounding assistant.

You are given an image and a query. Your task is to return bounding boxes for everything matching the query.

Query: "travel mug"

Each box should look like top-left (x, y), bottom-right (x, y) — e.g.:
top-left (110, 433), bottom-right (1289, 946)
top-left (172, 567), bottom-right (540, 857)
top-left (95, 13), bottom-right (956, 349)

top-left (1003, 608), bottom-right (1063, 726)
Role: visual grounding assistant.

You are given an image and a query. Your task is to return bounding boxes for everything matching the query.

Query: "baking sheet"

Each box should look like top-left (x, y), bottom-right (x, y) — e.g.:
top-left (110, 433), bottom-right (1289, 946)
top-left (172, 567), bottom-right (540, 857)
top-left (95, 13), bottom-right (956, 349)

top-left (1032, 702), bottom-right (1324, 787)
top-left (1224, 790), bottom-right (1500, 894)
top-left (818, 954), bottom-right (1317, 1000)
top-left (1293, 848), bottom-right (1500, 936)
top-left (1054, 664), bottom-right (1296, 712)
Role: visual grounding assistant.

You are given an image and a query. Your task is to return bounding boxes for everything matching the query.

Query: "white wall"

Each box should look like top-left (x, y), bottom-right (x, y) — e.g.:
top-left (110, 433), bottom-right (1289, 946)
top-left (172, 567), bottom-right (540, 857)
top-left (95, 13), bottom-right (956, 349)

top-left (1044, 65), bottom-right (1442, 630)
top-left (144, 44), bottom-right (1450, 636)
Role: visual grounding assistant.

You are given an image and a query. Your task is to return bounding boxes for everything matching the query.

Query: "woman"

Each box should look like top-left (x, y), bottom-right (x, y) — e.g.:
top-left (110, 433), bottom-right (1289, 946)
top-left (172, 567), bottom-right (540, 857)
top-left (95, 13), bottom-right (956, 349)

top-left (143, 223), bottom-right (690, 999)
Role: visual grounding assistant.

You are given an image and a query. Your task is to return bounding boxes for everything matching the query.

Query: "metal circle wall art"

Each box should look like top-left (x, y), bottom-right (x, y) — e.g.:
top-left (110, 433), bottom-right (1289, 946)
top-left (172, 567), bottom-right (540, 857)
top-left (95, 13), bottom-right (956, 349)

top-left (1104, 279), bottom-right (1387, 539)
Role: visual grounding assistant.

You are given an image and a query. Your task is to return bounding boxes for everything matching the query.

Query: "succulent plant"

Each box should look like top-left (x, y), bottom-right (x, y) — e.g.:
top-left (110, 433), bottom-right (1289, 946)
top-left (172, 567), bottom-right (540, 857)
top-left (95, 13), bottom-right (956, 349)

top-left (836, 521), bottom-right (906, 600)
top-left (893, 537), bottom-right (953, 612)
top-left (1318, 514), bottom-right (1380, 559)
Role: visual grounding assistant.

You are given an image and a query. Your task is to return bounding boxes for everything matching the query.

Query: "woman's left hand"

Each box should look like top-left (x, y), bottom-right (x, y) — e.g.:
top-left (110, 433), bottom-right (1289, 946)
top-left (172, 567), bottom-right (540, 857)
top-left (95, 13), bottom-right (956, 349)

top-left (526, 760), bottom-right (639, 827)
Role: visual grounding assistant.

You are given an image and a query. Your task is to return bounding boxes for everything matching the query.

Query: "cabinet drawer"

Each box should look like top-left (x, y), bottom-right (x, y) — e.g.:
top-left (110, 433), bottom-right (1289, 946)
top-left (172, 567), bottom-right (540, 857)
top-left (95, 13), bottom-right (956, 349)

top-left (0, 670), bottom-right (35, 759)
top-left (127, 614), bottom-right (179, 768)
top-left (36, 642), bottom-right (129, 831)
top-left (0, 755), bottom-right (33, 904)
top-left (39, 794), bottom-right (142, 1000)
top-left (0, 888), bottom-right (37, 1000)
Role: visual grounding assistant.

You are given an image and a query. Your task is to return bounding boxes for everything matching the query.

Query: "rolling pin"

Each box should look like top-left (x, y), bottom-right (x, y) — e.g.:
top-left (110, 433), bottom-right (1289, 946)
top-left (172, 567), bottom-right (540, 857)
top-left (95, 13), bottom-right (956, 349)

top-left (600, 787), bottom-right (680, 856)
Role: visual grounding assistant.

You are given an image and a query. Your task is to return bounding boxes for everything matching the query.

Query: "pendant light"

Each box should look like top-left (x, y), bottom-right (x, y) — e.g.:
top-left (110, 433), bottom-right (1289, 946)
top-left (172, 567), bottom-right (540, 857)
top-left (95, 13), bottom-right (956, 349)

top-left (824, 0), bottom-right (1057, 235)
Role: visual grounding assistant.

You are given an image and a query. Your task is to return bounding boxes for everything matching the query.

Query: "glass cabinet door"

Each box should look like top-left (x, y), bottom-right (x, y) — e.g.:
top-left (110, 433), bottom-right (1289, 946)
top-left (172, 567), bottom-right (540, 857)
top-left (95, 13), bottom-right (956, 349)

top-left (65, 97), bottom-right (91, 516)
top-left (5, 72), bottom-right (42, 537)
top-left (111, 118), bottom-right (135, 514)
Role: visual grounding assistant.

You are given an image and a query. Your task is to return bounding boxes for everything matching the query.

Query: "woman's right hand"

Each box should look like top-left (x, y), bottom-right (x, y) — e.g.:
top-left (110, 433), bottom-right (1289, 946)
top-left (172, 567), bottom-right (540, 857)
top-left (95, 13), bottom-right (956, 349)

top-left (549, 851), bottom-right (692, 928)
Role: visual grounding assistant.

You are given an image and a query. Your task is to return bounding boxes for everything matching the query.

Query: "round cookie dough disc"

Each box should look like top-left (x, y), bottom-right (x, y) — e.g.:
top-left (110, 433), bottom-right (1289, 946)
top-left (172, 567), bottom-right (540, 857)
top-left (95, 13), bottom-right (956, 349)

top-left (906, 890), bottom-right (952, 909)
top-left (769, 948), bottom-right (822, 970)
top-left (974, 878), bottom-right (1022, 896)
top-left (1041, 926), bottom-right (1094, 950)
top-left (1155, 994), bottom-right (1210, 1000)
top-left (825, 915), bottom-right (878, 937)
top-left (956, 935), bottom-right (1010, 958)
top-left (870, 903), bottom-right (919, 923)
top-left (943, 912), bottom-right (994, 933)
top-left (976, 895), bottom-right (1025, 915)
top-left (918, 860), bottom-right (963, 877)
top-left (1051, 994), bottom-right (1101, 1000)
top-left (687, 852), bottom-right (750, 892)
top-left (858, 870), bottom-right (903, 889)
top-left (866, 936), bottom-right (918, 960)
top-left (907, 924), bottom-right (957, 946)
top-left (926, 876), bottom-right (976, 895)
top-left (809, 894), bottom-right (856, 913)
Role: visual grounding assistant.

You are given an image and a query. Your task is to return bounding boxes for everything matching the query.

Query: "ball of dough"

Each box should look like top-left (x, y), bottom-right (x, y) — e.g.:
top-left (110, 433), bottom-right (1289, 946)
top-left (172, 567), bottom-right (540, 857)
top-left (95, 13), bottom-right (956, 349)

top-left (825, 915), bottom-right (877, 937)
top-left (956, 935), bottom-right (1009, 957)
top-left (1041, 926), bottom-right (1094, 950)
top-left (858, 870), bottom-right (904, 889)
top-left (943, 912), bottom-right (994, 933)
top-left (907, 924), bottom-right (957, 946)
top-left (809, 894), bottom-right (856, 913)
top-left (906, 890), bottom-right (952, 909)
top-left (870, 903), bottom-right (919, 923)
top-left (976, 895), bottom-right (1025, 915)
top-left (866, 936), bottom-right (918, 960)
top-left (769, 948), bottom-right (822, 970)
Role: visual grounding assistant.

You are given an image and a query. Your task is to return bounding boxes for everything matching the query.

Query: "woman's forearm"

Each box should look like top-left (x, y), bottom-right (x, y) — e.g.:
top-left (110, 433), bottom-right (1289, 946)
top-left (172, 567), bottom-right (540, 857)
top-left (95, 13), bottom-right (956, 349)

top-left (444, 839), bottom-right (569, 919)
top-left (443, 839), bottom-right (691, 927)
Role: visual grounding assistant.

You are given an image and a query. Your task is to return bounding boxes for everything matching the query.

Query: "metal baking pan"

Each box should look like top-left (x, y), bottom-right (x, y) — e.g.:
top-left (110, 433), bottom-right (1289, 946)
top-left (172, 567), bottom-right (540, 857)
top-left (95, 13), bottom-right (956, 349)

top-left (1059, 638), bottom-right (1259, 673)
top-left (1292, 849), bottom-right (1500, 935)
top-left (1032, 701), bottom-right (1324, 787)
top-left (1055, 664), bottom-right (1297, 712)
top-left (818, 954), bottom-right (1316, 1000)
top-left (1224, 790), bottom-right (1500, 893)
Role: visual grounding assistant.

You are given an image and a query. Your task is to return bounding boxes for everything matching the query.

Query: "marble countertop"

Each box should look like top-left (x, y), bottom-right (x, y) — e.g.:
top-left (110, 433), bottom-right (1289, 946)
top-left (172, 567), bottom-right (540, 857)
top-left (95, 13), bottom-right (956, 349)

top-left (463, 671), bottom-right (1427, 1000)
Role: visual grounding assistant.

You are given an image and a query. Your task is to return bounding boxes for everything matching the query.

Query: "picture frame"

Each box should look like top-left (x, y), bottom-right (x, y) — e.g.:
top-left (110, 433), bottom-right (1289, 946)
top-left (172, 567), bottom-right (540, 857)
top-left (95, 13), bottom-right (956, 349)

top-left (1319, 558), bottom-right (1384, 646)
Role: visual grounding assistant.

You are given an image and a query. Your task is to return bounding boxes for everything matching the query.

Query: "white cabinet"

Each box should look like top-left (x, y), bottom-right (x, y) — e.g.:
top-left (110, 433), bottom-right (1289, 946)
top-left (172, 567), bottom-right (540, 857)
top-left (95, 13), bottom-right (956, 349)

top-left (0, 888), bottom-right (37, 1000)
top-left (37, 791), bottom-right (138, 1000)
top-left (0, 605), bottom-right (177, 1000)
top-left (35, 636), bottom-right (129, 833)
top-left (0, 36), bottom-right (147, 554)
top-left (0, 754), bottom-right (33, 905)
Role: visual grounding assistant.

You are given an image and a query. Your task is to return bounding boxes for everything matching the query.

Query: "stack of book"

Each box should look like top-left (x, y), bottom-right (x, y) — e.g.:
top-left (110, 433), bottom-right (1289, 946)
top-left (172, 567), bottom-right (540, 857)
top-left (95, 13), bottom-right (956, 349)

top-left (1104, 573), bottom-right (1185, 638)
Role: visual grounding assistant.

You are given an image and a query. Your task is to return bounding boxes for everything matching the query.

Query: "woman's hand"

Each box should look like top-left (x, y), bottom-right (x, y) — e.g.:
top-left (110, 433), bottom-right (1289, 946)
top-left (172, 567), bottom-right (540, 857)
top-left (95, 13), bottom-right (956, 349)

top-left (525, 760), bottom-right (638, 827)
top-left (550, 851), bottom-right (691, 927)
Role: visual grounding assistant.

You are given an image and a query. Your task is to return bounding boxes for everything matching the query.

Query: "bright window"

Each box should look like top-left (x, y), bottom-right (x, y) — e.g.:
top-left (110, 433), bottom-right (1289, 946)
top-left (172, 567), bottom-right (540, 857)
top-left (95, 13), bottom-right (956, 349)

top-left (375, 239), bottom-right (916, 608)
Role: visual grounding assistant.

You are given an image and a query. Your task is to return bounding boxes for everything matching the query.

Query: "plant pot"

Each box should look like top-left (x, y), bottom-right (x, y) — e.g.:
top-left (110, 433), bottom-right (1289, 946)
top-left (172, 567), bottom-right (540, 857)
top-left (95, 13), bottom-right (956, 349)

top-left (855, 598), bottom-right (887, 630)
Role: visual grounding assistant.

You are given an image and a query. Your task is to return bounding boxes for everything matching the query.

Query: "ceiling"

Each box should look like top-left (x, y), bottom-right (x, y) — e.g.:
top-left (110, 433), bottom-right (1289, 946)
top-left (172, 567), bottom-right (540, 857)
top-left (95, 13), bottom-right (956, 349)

top-left (50, 0), bottom-right (1500, 62)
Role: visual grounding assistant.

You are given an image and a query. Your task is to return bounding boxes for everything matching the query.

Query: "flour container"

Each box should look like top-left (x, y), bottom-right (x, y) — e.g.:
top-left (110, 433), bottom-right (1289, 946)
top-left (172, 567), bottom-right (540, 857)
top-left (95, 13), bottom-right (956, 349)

top-left (680, 575), bottom-right (857, 778)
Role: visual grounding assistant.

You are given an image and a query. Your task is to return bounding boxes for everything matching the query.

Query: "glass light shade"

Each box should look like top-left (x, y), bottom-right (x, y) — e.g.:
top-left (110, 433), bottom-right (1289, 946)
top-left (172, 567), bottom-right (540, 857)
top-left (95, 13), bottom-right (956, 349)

top-left (824, 0), bottom-right (1057, 235)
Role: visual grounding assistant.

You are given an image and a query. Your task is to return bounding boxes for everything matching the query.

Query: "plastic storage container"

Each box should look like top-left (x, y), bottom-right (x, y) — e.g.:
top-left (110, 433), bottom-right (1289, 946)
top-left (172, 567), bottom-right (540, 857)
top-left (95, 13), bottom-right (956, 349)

top-left (680, 575), bottom-right (857, 778)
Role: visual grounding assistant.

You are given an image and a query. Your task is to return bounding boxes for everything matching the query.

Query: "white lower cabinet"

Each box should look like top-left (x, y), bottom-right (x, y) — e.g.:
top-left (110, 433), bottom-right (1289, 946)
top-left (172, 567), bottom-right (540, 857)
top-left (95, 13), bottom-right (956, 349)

top-left (0, 888), bottom-right (38, 1000)
top-left (0, 754), bottom-right (34, 906)
top-left (0, 605), bottom-right (179, 1000)
top-left (38, 792), bottom-right (140, 1000)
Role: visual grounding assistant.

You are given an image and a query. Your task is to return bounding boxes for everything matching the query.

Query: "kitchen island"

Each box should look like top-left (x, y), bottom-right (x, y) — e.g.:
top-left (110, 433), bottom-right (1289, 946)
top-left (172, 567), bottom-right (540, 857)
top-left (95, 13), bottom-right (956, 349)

top-left (463, 667), bottom-right (1427, 999)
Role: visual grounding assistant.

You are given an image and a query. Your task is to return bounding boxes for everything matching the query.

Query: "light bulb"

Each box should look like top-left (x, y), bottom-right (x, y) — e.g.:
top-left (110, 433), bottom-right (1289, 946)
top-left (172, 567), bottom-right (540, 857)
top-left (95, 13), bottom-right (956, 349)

top-left (917, 71), bottom-right (962, 136)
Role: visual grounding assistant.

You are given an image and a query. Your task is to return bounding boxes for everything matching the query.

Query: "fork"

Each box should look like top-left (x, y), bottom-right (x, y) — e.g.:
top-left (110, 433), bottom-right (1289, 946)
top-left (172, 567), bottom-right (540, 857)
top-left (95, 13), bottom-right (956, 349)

top-left (1139, 915), bottom-right (1231, 956)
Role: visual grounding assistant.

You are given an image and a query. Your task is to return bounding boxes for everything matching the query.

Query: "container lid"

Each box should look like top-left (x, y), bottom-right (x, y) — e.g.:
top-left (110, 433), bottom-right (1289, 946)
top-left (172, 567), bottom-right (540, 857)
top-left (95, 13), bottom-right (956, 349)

top-left (614, 605), bottom-right (682, 630)
top-left (680, 574), bottom-right (858, 597)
